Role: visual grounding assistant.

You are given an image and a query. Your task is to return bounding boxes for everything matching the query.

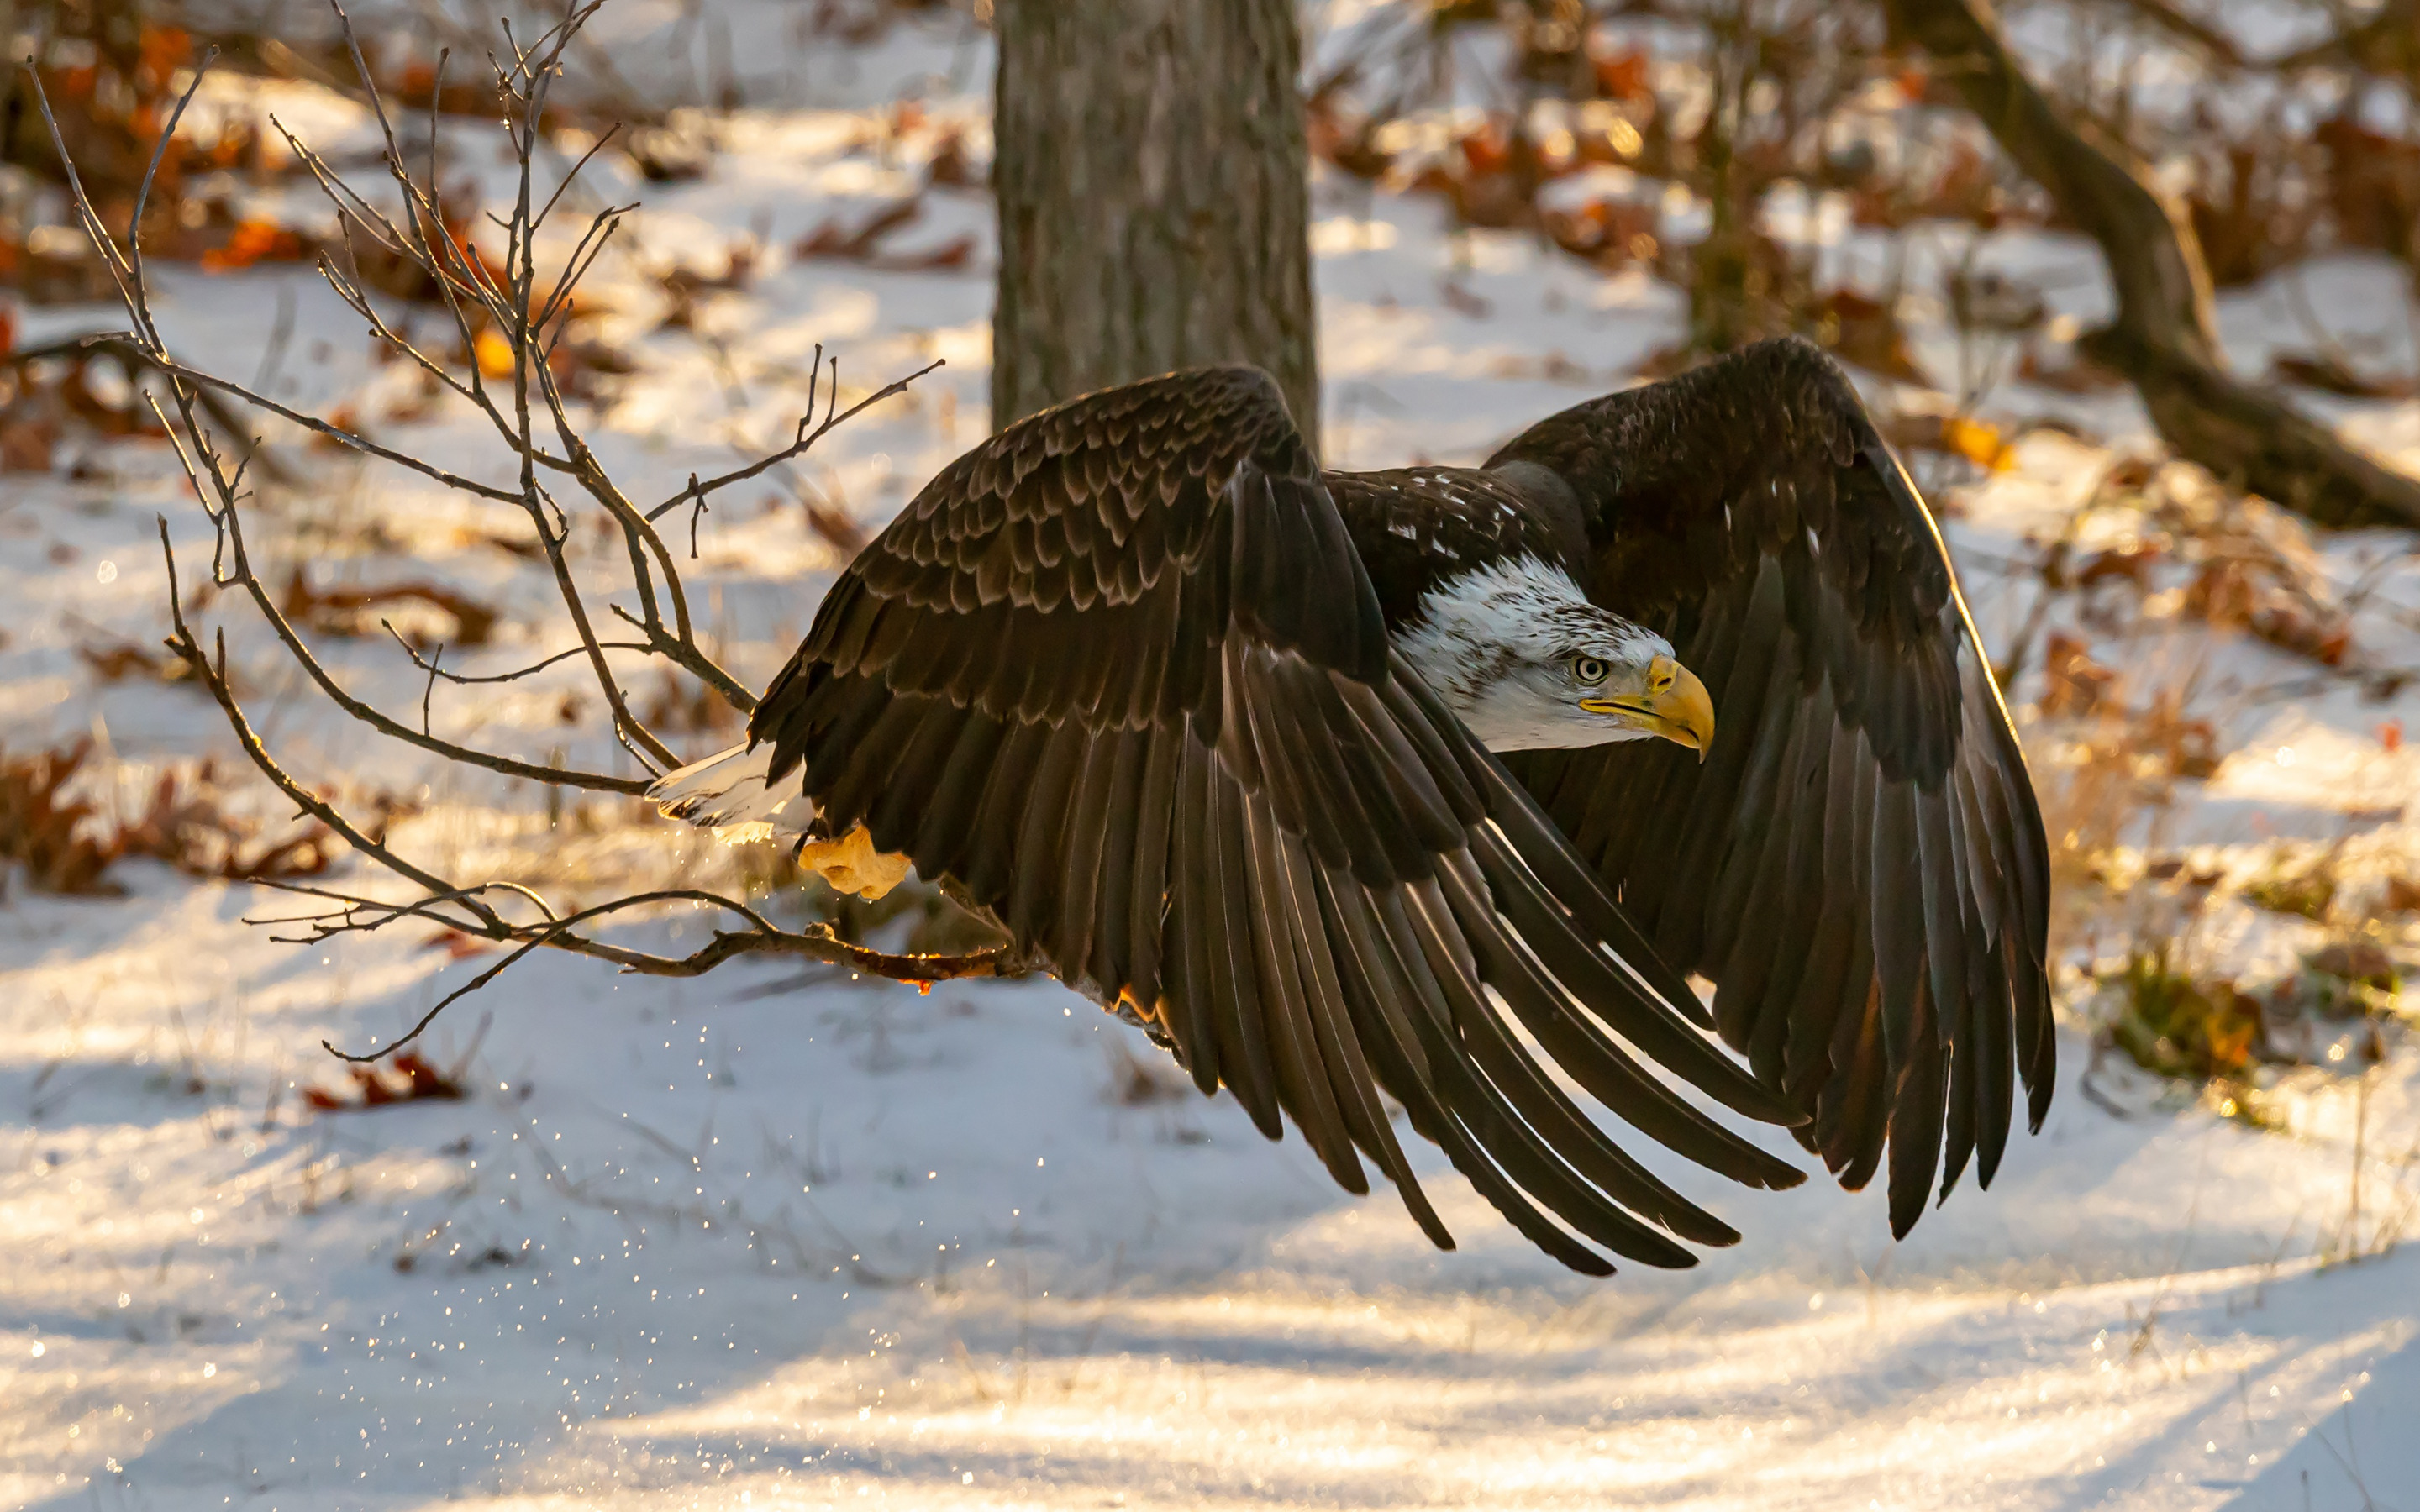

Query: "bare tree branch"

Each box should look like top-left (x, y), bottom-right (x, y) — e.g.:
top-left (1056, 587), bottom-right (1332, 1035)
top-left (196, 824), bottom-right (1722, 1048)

top-left (156, 518), bottom-right (505, 921)
top-left (146, 402), bottom-right (653, 792)
top-left (384, 622), bottom-right (659, 685)
top-left (315, 887), bottom-right (1013, 1063)
top-left (644, 358), bottom-right (945, 522)
top-left (25, 4), bottom-right (976, 1069)
top-left (139, 345), bottom-right (532, 501)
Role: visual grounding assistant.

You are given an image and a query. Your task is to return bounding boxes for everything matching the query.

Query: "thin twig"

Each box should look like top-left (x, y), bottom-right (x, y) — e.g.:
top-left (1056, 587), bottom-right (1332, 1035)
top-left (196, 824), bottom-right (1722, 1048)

top-left (644, 359), bottom-right (944, 521)
top-left (384, 622), bottom-right (658, 685)
top-left (21, 69), bottom-right (141, 319)
top-left (145, 406), bottom-right (645, 792)
top-left (142, 348), bottom-right (528, 501)
top-left (536, 123), bottom-right (623, 229)
top-left (156, 519), bottom-right (501, 922)
top-left (127, 52), bottom-right (217, 342)
top-left (320, 888), bottom-right (1013, 1062)
top-left (250, 878), bottom-right (563, 932)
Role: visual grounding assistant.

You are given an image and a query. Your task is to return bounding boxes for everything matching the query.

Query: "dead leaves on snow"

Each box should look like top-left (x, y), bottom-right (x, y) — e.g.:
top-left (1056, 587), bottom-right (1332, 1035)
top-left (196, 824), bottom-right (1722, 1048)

top-left (0, 742), bottom-right (339, 897)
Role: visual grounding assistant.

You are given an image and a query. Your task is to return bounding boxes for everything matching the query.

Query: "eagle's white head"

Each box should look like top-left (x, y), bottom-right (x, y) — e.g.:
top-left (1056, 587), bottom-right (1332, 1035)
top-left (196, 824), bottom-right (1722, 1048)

top-left (1397, 554), bottom-right (1715, 755)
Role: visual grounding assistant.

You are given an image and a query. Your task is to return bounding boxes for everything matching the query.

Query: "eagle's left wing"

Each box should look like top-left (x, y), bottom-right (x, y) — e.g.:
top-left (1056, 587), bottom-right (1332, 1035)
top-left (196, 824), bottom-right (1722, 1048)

top-left (1491, 338), bottom-right (2054, 1239)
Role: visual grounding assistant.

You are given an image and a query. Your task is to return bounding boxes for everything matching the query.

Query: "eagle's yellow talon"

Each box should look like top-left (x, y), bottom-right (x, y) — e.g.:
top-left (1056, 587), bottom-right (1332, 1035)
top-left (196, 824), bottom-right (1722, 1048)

top-left (800, 823), bottom-right (912, 900)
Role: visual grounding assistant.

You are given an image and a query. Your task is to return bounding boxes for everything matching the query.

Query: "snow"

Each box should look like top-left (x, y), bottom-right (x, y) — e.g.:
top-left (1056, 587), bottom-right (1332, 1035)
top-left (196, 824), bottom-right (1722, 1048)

top-left (3, 7), bottom-right (2417, 1509)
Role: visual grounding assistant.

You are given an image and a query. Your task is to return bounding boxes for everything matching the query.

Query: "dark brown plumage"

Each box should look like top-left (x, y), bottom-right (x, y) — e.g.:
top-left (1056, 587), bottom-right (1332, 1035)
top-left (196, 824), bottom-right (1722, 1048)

top-left (712, 337), bottom-right (2050, 1272)
top-left (1489, 339), bottom-right (2054, 1237)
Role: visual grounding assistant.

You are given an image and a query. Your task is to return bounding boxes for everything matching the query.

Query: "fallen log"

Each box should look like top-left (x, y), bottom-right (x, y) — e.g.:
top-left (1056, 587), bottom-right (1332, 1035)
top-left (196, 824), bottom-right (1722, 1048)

top-left (1886, 0), bottom-right (2420, 530)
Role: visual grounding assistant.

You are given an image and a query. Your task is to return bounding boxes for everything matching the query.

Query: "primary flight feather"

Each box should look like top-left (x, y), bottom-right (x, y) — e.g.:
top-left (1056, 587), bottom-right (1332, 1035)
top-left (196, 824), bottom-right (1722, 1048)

top-left (651, 336), bottom-right (2054, 1273)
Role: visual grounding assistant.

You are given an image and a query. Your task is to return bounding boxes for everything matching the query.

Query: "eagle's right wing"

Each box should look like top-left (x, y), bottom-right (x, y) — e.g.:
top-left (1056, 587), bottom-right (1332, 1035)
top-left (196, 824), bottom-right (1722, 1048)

top-left (1492, 339), bottom-right (2054, 1241)
top-left (739, 365), bottom-right (1804, 1274)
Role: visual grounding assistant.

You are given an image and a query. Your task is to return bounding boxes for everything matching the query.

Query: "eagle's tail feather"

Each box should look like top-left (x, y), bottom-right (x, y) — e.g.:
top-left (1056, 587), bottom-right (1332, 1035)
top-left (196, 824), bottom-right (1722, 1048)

top-left (647, 742), bottom-right (810, 837)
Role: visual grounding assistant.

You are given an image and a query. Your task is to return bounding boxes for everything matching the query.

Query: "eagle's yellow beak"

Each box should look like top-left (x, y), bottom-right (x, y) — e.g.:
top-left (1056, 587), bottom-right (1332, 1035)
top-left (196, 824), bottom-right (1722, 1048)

top-left (1645, 654), bottom-right (1715, 759)
top-left (1581, 654), bottom-right (1715, 760)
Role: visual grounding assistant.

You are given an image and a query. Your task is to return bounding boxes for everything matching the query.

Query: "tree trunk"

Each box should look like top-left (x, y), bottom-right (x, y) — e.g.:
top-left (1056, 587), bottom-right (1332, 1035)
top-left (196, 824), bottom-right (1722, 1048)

top-left (1886, 0), bottom-right (2420, 530)
top-left (990, 0), bottom-right (1319, 442)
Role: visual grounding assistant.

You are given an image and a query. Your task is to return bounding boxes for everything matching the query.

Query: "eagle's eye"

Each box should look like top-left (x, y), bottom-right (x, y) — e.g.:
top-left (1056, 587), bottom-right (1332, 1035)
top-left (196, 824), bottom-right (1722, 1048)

top-left (1572, 656), bottom-right (1610, 685)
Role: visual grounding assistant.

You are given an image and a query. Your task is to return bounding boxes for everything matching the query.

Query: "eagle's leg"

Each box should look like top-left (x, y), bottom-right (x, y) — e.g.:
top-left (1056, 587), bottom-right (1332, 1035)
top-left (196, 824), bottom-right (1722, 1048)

top-left (798, 823), bottom-right (913, 901)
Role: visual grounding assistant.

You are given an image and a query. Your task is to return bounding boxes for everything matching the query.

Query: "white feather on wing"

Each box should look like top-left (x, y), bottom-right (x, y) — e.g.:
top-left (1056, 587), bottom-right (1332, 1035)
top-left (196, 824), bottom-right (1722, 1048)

top-left (648, 743), bottom-right (809, 840)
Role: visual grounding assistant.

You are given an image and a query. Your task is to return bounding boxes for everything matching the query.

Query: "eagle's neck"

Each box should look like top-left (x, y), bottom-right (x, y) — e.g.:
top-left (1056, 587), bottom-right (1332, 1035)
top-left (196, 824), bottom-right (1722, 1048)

top-left (1485, 459), bottom-right (1587, 549)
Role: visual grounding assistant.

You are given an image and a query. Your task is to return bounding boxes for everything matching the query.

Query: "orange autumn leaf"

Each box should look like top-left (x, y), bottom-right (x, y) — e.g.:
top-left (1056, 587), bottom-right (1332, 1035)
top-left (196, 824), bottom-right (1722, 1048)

top-left (1941, 415), bottom-right (2014, 471)
top-left (137, 24), bottom-right (192, 88)
top-left (473, 329), bottom-right (518, 379)
top-left (201, 219), bottom-right (310, 271)
top-left (1593, 50), bottom-right (1652, 102)
top-left (1459, 123), bottom-right (1513, 178)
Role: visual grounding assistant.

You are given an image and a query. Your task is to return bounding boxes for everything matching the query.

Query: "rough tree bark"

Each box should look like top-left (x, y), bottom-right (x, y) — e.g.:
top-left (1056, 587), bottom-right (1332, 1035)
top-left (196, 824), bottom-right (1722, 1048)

top-left (1887, 0), bottom-right (2420, 530)
top-left (990, 0), bottom-right (1320, 440)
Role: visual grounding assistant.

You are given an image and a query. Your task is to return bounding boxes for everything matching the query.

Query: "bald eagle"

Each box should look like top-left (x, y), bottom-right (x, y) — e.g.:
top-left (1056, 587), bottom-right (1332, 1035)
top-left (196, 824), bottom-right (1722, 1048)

top-left (653, 337), bottom-right (2052, 1274)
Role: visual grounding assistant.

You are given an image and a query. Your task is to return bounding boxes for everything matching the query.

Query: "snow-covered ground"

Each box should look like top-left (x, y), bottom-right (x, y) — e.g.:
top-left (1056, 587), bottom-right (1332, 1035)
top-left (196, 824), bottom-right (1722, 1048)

top-left (3, 6), bottom-right (2417, 1509)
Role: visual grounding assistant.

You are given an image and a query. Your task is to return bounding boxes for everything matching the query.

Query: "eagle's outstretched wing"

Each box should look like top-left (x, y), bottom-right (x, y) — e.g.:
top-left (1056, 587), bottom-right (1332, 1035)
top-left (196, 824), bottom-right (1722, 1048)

top-left (746, 365), bottom-right (1804, 1274)
top-left (1491, 338), bottom-right (2054, 1238)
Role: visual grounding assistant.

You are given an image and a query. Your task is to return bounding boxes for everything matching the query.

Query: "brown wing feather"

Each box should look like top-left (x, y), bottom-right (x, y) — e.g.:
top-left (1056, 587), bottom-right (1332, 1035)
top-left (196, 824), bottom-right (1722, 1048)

top-left (1491, 338), bottom-right (2053, 1239)
top-left (746, 365), bottom-right (1805, 1275)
